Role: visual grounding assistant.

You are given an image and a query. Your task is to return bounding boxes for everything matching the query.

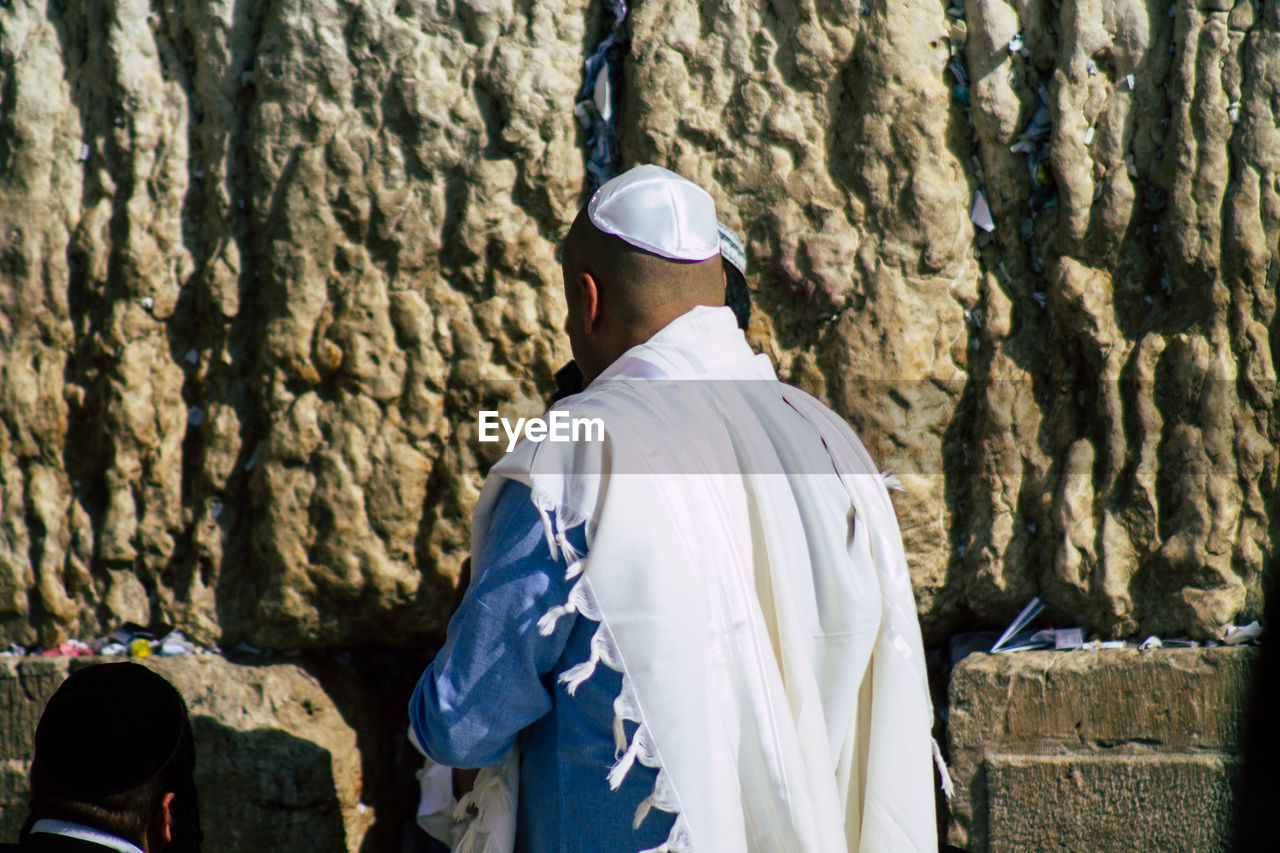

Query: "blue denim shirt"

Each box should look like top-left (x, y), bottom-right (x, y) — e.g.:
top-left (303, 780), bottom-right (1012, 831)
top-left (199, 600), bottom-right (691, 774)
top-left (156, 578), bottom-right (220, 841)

top-left (410, 481), bottom-right (676, 852)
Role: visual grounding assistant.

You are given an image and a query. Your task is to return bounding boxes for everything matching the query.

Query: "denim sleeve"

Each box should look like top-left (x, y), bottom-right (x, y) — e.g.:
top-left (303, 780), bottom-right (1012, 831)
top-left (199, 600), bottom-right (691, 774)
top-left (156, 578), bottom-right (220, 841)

top-left (409, 480), bottom-right (583, 768)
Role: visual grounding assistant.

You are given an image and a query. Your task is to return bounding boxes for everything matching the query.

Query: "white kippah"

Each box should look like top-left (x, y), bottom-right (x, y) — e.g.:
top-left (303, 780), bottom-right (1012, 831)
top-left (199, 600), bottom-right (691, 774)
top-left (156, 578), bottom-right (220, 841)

top-left (717, 221), bottom-right (747, 277)
top-left (587, 165), bottom-right (720, 261)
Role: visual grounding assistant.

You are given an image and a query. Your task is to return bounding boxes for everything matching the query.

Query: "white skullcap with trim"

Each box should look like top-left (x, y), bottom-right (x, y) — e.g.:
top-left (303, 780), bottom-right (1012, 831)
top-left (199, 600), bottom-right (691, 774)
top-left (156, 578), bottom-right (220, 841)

top-left (587, 165), bottom-right (720, 261)
top-left (717, 221), bottom-right (747, 277)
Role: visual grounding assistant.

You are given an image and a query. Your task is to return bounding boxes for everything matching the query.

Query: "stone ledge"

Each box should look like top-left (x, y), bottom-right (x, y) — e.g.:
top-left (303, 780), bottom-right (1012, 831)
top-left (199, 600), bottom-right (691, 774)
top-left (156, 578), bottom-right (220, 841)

top-left (986, 753), bottom-right (1237, 853)
top-left (946, 647), bottom-right (1257, 851)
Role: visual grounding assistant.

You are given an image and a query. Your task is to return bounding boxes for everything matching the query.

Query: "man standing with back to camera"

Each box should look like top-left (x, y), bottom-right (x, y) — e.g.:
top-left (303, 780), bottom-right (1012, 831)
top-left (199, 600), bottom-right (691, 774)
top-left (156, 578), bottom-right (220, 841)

top-left (410, 165), bottom-right (940, 852)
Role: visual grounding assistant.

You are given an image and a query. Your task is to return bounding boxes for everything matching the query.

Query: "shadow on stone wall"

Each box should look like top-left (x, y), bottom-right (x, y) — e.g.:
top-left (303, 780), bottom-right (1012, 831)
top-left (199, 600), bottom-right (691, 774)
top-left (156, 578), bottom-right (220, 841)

top-left (192, 718), bottom-right (349, 851)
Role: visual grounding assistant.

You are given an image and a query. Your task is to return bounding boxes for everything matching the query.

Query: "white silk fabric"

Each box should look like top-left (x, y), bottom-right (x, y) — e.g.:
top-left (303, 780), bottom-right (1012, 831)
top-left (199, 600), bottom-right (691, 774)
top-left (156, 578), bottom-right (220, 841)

top-left (468, 306), bottom-right (937, 852)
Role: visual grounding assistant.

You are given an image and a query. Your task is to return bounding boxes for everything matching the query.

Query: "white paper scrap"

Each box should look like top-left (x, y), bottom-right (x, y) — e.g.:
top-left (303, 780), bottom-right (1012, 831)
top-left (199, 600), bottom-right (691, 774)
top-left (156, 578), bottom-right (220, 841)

top-left (1223, 621), bottom-right (1262, 645)
top-left (593, 65), bottom-right (612, 124)
top-left (990, 597), bottom-right (1045, 653)
top-left (1055, 628), bottom-right (1084, 649)
top-left (971, 190), bottom-right (995, 232)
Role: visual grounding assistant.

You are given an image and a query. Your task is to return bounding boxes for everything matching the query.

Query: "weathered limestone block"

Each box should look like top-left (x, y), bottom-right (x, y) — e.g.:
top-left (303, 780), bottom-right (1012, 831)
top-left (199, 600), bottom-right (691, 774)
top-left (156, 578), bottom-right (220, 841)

top-left (0, 655), bottom-right (418, 852)
top-left (956, 0), bottom-right (1278, 638)
top-left (985, 753), bottom-right (1237, 852)
top-left (947, 647), bottom-right (1258, 851)
top-left (0, 0), bottom-right (584, 648)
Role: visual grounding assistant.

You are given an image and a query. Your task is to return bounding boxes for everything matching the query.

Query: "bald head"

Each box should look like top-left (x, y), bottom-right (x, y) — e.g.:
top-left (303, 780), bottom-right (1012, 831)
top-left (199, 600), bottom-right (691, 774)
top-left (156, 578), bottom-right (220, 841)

top-left (562, 206), bottom-right (725, 334)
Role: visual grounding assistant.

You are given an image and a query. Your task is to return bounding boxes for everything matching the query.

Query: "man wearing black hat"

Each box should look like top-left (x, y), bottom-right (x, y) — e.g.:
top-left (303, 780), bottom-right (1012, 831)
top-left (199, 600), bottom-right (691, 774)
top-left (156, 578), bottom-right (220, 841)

top-left (4, 662), bottom-right (202, 853)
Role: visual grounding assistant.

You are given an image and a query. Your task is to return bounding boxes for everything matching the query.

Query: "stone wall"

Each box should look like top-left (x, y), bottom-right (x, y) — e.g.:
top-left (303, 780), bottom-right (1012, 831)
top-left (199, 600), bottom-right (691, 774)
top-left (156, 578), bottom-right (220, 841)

top-left (1, 1), bottom-right (1275, 648)
top-left (947, 647), bottom-right (1258, 851)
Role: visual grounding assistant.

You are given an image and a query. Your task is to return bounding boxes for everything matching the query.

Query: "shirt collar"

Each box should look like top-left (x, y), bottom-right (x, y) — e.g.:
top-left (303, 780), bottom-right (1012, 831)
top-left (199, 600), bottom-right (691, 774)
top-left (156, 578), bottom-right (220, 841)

top-left (29, 819), bottom-right (146, 853)
top-left (590, 305), bottom-right (770, 384)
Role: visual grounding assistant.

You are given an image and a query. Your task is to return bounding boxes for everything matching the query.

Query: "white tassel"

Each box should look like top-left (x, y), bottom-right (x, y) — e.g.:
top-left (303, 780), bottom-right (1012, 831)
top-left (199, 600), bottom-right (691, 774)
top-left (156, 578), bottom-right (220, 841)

top-left (607, 723), bottom-right (657, 790)
top-left (608, 740), bottom-right (641, 790)
top-left (559, 658), bottom-right (596, 694)
top-left (537, 578), bottom-right (585, 636)
top-left (559, 625), bottom-right (618, 694)
top-left (555, 530), bottom-right (582, 563)
top-left (537, 603), bottom-right (573, 636)
top-left (932, 737), bottom-right (954, 800)
top-left (633, 794), bottom-right (655, 829)
top-left (881, 470), bottom-right (904, 491)
top-left (450, 760), bottom-right (517, 853)
top-left (564, 558), bottom-right (586, 581)
top-left (633, 767), bottom-right (680, 829)
top-left (612, 676), bottom-right (641, 754)
top-left (536, 504), bottom-right (560, 561)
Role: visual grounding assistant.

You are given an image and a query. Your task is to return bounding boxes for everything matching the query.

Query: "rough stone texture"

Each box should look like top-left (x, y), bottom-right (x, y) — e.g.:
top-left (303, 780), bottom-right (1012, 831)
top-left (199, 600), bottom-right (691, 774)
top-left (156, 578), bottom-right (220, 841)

top-left (624, 0), bottom-right (1278, 643)
top-left (0, 1), bottom-right (1276, 649)
top-left (0, 0), bottom-right (586, 649)
top-left (947, 647), bottom-right (1258, 850)
top-left (985, 753), bottom-right (1237, 852)
top-left (0, 654), bottom-right (425, 852)
top-left (952, 0), bottom-right (1280, 640)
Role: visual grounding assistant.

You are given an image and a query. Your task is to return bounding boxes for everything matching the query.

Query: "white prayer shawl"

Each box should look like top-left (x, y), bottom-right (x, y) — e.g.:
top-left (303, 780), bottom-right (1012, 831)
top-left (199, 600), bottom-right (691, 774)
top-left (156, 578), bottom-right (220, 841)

top-left (460, 306), bottom-right (939, 853)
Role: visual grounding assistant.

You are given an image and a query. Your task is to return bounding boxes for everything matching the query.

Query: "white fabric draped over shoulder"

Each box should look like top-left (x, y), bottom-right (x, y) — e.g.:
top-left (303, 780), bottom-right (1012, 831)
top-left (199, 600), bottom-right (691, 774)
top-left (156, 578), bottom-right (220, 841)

top-left (463, 306), bottom-right (939, 853)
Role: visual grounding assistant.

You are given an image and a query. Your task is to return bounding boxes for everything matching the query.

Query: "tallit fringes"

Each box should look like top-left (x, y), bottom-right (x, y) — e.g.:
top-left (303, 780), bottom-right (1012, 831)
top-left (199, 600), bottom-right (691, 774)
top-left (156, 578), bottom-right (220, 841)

top-left (559, 658), bottom-right (596, 695)
top-left (537, 578), bottom-right (585, 636)
top-left (613, 714), bottom-right (628, 756)
top-left (563, 558), bottom-right (586, 581)
top-left (536, 503), bottom-right (560, 562)
top-left (633, 767), bottom-right (680, 829)
top-left (559, 624), bottom-right (621, 695)
top-left (570, 578), bottom-right (601, 621)
top-left (450, 760), bottom-right (516, 853)
top-left (612, 674), bottom-right (642, 754)
top-left (881, 469), bottom-right (904, 492)
top-left (608, 738), bottom-right (641, 790)
top-left (537, 577), bottom-right (601, 635)
top-left (607, 722), bottom-right (658, 790)
top-left (932, 736), bottom-right (955, 800)
top-left (638, 814), bottom-right (694, 853)
top-left (537, 603), bottom-right (572, 637)
top-left (555, 529), bottom-right (582, 564)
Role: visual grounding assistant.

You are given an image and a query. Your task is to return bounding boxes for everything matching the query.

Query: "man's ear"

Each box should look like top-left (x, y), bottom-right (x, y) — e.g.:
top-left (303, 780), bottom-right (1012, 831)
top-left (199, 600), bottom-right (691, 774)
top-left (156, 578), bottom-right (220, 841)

top-left (146, 791), bottom-right (176, 851)
top-left (577, 271), bottom-right (601, 334)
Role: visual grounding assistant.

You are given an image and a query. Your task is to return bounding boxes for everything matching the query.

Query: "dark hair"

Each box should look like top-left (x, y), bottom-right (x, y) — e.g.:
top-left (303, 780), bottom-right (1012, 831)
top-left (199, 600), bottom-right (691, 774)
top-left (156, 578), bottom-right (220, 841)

top-left (24, 737), bottom-right (202, 853)
top-left (722, 259), bottom-right (751, 332)
top-left (26, 775), bottom-right (166, 844)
